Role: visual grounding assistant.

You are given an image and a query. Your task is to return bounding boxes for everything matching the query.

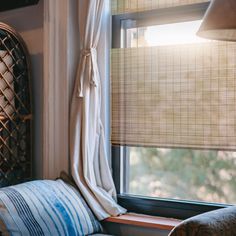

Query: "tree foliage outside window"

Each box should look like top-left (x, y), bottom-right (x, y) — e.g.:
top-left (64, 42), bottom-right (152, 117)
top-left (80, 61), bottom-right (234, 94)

top-left (129, 147), bottom-right (236, 204)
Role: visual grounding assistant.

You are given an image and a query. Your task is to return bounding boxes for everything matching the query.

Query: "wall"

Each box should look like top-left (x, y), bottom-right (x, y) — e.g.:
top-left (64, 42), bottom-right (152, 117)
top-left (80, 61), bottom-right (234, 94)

top-left (0, 1), bottom-right (44, 179)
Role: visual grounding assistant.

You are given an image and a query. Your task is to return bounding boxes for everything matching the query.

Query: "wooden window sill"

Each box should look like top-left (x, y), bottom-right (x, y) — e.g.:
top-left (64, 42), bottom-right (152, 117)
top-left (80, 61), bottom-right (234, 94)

top-left (103, 213), bottom-right (181, 231)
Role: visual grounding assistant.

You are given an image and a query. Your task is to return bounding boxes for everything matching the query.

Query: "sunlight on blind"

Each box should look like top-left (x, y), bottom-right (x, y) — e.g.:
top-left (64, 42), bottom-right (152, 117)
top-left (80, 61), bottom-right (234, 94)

top-left (111, 42), bottom-right (236, 149)
top-left (112, 0), bottom-right (210, 15)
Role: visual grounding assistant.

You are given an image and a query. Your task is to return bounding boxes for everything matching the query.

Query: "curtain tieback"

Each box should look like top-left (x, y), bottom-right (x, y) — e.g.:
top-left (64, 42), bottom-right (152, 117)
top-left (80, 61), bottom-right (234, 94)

top-left (77, 48), bottom-right (98, 97)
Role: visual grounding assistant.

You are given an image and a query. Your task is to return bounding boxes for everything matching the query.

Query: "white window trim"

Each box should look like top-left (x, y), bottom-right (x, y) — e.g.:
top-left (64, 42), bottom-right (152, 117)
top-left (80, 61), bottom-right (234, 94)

top-left (43, 0), bottom-right (78, 179)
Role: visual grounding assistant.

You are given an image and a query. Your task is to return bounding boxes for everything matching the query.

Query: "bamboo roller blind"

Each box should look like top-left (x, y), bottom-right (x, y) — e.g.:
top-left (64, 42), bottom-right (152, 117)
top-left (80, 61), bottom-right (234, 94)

top-left (112, 0), bottom-right (210, 15)
top-left (111, 42), bottom-right (236, 150)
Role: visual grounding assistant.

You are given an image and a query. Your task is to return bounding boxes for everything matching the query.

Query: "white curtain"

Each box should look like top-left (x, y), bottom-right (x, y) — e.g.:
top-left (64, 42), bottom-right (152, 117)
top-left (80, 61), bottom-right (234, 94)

top-left (70, 0), bottom-right (126, 220)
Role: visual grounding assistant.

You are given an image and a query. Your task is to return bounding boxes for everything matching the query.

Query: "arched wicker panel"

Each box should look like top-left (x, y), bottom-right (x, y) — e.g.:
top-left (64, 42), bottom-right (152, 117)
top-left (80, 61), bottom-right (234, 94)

top-left (0, 23), bottom-right (32, 187)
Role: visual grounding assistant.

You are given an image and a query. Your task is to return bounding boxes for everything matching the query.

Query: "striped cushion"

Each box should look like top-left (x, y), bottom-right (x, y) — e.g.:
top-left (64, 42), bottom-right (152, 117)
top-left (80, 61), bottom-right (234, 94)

top-left (0, 179), bottom-right (102, 236)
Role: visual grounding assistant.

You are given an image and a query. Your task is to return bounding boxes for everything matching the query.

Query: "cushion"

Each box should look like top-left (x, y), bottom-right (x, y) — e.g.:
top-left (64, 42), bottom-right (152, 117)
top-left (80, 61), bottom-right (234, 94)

top-left (0, 179), bottom-right (102, 236)
top-left (169, 206), bottom-right (236, 236)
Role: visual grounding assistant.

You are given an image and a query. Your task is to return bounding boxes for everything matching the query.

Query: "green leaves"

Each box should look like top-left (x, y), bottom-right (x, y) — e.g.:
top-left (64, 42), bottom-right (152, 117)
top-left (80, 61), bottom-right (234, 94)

top-left (129, 147), bottom-right (236, 204)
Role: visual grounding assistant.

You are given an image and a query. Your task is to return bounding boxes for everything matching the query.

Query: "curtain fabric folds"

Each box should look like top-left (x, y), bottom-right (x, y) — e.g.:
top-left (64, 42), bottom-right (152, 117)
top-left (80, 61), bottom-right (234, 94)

top-left (70, 0), bottom-right (126, 220)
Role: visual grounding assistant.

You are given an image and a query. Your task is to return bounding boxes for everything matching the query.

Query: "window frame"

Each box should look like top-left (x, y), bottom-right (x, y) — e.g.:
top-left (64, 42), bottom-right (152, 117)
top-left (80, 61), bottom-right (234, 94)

top-left (112, 2), bottom-right (210, 48)
top-left (111, 1), bottom-right (233, 220)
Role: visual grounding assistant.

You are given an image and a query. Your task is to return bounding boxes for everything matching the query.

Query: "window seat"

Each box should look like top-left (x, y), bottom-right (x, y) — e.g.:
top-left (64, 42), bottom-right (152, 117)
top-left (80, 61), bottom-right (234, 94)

top-left (104, 213), bottom-right (181, 231)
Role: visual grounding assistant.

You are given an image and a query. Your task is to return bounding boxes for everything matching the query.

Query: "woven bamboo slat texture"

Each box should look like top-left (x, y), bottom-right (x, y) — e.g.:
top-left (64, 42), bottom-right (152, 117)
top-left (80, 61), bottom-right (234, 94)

top-left (111, 41), bottom-right (236, 150)
top-left (112, 0), bottom-right (210, 15)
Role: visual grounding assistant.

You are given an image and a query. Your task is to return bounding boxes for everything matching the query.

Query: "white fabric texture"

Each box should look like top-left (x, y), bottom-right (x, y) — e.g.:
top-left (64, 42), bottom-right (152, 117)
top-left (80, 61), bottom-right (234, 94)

top-left (70, 0), bottom-right (126, 220)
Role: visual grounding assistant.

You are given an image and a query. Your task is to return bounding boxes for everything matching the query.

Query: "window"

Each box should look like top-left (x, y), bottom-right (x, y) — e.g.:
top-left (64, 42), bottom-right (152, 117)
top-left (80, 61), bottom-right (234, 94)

top-left (125, 20), bottom-right (208, 47)
top-left (111, 0), bottom-right (236, 219)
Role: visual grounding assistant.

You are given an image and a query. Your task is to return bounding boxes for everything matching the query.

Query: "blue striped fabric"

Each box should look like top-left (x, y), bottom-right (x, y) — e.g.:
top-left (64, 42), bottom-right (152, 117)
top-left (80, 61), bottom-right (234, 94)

top-left (0, 179), bottom-right (102, 236)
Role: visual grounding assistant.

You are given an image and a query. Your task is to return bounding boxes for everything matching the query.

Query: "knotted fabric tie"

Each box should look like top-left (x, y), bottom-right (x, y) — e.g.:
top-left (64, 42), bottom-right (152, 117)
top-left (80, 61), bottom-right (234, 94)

top-left (77, 47), bottom-right (98, 97)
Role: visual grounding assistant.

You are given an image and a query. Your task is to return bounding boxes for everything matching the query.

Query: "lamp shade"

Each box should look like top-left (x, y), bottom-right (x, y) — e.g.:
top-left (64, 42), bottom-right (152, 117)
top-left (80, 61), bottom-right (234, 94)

top-left (197, 0), bottom-right (236, 41)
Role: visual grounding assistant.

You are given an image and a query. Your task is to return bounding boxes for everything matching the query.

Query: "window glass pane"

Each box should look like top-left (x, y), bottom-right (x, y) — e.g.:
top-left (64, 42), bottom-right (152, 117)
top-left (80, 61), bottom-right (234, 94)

top-left (127, 147), bottom-right (236, 204)
top-left (127, 20), bottom-right (209, 47)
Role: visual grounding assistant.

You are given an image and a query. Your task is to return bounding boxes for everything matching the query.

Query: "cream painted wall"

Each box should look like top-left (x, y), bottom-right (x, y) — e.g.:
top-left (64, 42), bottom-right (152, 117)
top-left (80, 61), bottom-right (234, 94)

top-left (0, 1), bottom-right (44, 179)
